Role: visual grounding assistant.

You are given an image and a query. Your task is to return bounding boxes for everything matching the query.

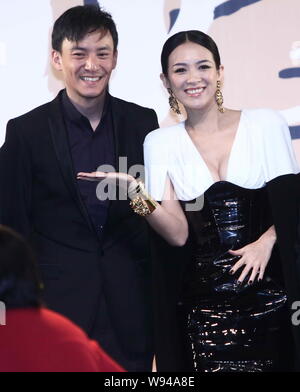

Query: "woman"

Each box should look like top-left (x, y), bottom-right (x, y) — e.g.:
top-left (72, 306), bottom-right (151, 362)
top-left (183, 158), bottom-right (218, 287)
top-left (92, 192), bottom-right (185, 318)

top-left (78, 30), bottom-right (300, 372)
top-left (0, 225), bottom-right (124, 372)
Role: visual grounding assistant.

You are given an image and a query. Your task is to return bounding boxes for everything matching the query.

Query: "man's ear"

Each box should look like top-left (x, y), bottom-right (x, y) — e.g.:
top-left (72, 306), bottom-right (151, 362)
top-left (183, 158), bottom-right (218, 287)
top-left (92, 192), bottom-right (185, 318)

top-left (112, 49), bottom-right (118, 70)
top-left (52, 50), bottom-right (63, 71)
top-left (160, 73), bottom-right (170, 90)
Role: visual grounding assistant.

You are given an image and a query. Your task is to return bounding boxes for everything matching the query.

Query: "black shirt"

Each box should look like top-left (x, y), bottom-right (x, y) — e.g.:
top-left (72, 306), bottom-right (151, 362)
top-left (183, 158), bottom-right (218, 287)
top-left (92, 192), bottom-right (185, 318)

top-left (61, 90), bottom-right (115, 237)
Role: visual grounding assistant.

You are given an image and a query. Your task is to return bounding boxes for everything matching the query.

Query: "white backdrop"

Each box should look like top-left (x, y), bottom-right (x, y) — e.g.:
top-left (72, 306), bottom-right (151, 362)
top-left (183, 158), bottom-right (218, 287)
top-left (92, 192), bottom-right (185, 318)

top-left (1, 0), bottom-right (300, 160)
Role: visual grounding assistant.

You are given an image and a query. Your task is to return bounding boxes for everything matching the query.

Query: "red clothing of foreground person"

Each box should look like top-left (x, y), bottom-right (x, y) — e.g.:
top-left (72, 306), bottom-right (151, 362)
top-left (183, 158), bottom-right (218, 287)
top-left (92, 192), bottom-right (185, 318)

top-left (0, 308), bottom-right (124, 372)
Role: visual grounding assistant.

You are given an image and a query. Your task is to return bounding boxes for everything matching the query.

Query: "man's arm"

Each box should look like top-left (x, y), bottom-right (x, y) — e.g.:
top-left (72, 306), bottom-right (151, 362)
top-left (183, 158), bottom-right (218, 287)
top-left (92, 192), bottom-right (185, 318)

top-left (0, 120), bottom-right (32, 237)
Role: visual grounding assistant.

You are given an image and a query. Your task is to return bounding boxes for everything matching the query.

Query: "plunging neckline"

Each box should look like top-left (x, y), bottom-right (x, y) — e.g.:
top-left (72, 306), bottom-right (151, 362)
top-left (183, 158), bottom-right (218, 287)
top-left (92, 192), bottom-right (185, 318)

top-left (183, 111), bottom-right (243, 183)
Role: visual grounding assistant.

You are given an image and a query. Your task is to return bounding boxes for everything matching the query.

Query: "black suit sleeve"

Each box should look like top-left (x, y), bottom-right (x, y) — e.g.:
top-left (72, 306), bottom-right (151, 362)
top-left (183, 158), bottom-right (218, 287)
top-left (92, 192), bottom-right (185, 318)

top-left (148, 109), bottom-right (159, 133)
top-left (0, 120), bottom-right (32, 237)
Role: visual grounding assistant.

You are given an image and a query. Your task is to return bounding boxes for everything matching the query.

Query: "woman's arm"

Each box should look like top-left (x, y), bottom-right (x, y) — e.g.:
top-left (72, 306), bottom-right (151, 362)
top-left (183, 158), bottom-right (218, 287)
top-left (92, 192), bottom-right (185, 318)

top-left (77, 171), bottom-right (188, 247)
top-left (145, 175), bottom-right (188, 247)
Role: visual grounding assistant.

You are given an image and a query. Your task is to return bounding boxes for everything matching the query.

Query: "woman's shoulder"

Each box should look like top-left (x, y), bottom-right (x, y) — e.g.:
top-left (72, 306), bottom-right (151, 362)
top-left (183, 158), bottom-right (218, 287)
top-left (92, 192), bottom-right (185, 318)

top-left (144, 121), bottom-right (184, 145)
top-left (241, 108), bottom-right (289, 141)
top-left (221, 108), bottom-right (280, 132)
top-left (242, 108), bottom-right (286, 124)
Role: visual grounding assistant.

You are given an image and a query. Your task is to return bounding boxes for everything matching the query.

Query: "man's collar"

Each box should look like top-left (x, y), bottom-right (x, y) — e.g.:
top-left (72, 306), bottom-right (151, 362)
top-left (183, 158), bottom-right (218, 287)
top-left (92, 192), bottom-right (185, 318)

top-left (61, 89), bottom-right (111, 124)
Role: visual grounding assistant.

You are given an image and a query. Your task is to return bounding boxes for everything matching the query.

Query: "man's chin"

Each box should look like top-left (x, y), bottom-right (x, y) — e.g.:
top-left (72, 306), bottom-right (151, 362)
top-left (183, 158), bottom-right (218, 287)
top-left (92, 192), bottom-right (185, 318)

top-left (78, 91), bottom-right (106, 100)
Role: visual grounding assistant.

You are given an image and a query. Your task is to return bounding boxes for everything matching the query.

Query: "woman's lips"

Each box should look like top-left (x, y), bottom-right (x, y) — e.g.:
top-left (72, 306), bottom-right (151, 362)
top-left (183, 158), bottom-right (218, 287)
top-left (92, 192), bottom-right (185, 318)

top-left (184, 87), bottom-right (205, 96)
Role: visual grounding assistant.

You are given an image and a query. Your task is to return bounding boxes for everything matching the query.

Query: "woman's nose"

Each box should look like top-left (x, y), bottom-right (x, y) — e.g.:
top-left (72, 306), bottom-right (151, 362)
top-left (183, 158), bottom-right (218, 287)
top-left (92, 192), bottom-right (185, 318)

top-left (186, 70), bottom-right (202, 84)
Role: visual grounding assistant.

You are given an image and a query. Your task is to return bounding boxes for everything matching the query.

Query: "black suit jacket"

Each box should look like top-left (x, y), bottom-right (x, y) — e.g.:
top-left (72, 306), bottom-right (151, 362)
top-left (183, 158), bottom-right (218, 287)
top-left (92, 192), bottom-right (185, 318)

top-left (0, 90), bottom-right (159, 360)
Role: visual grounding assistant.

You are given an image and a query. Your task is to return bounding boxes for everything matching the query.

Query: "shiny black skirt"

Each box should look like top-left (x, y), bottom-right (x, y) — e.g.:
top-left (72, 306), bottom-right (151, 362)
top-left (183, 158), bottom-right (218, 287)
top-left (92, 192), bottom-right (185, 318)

top-left (181, 182), bottom-right (292, 372)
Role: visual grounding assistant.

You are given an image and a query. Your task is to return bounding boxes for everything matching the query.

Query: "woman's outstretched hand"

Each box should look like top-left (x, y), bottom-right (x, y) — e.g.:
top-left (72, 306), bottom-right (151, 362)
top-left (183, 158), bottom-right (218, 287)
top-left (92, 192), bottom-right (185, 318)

top-left (77, 171), bottom-right (135, 184)
top-left (77, 171), bottom-right (136, 188)
top-left (228, 226), bottom-right (277, 285)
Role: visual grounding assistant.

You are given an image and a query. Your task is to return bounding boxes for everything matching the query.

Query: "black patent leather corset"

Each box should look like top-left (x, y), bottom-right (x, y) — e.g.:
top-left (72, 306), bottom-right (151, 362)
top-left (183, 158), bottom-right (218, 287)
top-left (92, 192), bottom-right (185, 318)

top-left (180, 182), bottom-right (274, 299)
top-left (182, 181), bottom-right (271, 256)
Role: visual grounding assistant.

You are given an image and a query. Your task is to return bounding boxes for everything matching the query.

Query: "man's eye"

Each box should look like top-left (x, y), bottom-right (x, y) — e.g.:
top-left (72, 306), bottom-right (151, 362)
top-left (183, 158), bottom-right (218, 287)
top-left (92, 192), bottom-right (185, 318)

top-left (98, 53), bottom-right (109, 57)
top-left (73, 53), bottom-right (85, 57)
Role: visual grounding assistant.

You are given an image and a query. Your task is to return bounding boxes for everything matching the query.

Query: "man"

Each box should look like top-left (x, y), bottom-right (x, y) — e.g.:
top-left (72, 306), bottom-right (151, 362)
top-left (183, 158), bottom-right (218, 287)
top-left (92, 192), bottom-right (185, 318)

top-left (0, 5), bottom-right (159, 371)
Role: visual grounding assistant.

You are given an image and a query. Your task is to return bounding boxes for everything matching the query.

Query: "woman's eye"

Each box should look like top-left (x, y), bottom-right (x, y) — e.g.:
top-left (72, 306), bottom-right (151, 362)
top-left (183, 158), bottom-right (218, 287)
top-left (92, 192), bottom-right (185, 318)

top-left (199, 65), bottom-right (210, 70)
top-left (174, 68), bottom-right (186, 73)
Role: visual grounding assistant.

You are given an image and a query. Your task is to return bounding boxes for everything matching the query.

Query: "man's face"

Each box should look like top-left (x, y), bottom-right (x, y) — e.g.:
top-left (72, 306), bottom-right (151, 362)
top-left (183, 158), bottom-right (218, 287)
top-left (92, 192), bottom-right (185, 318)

top-left (52, 30), bottom-right (117, 106)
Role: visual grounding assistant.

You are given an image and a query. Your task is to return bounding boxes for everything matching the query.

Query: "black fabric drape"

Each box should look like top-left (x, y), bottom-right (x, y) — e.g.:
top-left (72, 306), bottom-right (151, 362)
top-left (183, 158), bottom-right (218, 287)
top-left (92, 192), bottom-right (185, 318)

top-left (266, 173), bottom-right (300, 371)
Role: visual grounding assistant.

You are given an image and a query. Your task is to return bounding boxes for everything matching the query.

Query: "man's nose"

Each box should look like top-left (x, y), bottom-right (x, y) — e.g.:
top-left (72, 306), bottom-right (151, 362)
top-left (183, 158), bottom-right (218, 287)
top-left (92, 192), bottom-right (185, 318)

top-left (84, 56), bottom-right (99, 71)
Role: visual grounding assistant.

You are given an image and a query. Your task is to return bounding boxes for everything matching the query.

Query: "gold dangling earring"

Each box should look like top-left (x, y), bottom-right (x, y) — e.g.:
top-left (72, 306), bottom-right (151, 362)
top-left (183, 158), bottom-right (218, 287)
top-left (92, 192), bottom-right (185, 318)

top-left (215, 81), bottom-right (225, 113)
top-left (168, 88), bottom-right (181, 115)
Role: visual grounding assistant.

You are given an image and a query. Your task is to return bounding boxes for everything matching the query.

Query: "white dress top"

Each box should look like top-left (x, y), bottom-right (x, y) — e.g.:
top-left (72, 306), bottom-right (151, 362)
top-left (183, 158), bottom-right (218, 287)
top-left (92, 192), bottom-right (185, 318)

top-left (144, 109), bottom-right (299, 201)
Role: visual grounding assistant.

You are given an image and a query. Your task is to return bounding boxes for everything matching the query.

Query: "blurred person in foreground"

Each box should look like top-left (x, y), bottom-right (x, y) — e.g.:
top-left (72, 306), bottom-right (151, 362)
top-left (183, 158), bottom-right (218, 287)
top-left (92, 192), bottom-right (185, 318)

top-left (0, 225), bottom-right (123, 372)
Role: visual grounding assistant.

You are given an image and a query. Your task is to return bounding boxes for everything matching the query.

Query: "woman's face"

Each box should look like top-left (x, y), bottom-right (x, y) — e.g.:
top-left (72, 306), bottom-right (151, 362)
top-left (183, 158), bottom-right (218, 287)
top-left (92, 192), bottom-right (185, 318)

top-left (162, 41), bottom-right (223, 112)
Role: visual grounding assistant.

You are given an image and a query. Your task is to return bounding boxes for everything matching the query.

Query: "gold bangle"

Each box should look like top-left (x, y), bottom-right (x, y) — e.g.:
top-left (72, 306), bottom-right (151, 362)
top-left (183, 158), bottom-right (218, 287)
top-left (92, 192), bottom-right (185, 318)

top-left (128, 180), bottom-right (158, 216)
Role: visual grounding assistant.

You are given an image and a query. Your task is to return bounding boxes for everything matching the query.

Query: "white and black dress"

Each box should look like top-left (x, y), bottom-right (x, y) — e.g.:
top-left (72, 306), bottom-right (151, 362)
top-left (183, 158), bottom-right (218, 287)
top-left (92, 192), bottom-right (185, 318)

top-left (144, 109), bottom-right (300, 372)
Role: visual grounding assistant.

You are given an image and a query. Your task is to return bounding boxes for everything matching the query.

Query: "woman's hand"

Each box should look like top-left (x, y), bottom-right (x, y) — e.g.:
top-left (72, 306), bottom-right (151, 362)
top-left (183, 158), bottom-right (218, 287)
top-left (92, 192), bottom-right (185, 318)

top-left (77, 172), bottom-right (138, 197)
top-left (77, 171), bottom-right (135, 184)
top-left (228, 226), bottom-right (277, 285)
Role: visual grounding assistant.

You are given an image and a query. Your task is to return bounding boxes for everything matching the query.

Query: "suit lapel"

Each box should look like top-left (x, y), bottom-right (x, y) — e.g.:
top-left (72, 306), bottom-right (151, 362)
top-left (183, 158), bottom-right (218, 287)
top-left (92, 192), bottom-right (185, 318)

top-left (104, 97), bottom-right (129, 227)
top-left (47, 92), bottom-right (95, 234)
top-left (110, 97), bottom-right (123, 172)
top-left (110, 96), bottom-right (137, 170)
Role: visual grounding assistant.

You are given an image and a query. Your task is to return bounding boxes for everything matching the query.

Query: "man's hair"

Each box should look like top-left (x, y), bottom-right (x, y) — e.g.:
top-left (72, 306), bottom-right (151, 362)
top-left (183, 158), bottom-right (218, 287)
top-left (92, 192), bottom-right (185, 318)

top-left (0, 226), bottom-right (43, 309)
top-left (52, 5), bottom-right (118, 53)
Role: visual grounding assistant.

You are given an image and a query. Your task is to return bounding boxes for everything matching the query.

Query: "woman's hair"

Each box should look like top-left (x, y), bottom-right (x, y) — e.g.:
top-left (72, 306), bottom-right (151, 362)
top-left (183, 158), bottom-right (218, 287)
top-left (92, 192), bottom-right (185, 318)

top-left (52, 4), bottom-right (118, 53)
top-left (161, 30), bottom-right (221, 76)
top-left (0, 226), bottom-right (43, 309)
